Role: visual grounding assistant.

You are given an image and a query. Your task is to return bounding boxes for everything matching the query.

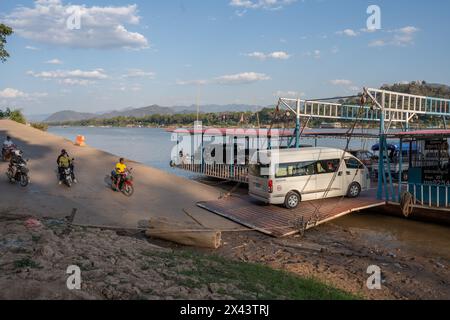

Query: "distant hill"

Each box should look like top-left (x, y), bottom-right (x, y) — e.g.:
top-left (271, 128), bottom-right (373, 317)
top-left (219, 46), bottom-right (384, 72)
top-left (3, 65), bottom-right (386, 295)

top-left (25, 113), bottom-right (52, 122)
top-left (171, 104), bottom-right (264, 114)
top-left (44, 110), bottom-right (97, 123)
top-left (381, 81), bottom-right (450, 99)
top-left (43, 104), bottom-right (265, 123)
top-left (97, 105), bottom-right (174, 119)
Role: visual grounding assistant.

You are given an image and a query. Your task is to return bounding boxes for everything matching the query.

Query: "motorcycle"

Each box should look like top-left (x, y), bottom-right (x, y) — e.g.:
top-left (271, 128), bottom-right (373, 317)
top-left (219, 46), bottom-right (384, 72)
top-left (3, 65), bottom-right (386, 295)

top-left (108, 168), bottom-right (134, 197)
top-left (7, 158), bottom-right (30, 187)
top-left (58, 158), bottom-right (75, 188)
top-left (2, 145), bottom-right (17, 162)
top-left (60, 166), bottom-right (74, 187)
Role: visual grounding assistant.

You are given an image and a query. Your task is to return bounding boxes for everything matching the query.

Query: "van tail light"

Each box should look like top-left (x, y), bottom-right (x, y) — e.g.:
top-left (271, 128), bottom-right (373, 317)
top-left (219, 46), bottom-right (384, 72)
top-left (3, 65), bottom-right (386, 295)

top-left (268, 180), bottom-right (273, 193)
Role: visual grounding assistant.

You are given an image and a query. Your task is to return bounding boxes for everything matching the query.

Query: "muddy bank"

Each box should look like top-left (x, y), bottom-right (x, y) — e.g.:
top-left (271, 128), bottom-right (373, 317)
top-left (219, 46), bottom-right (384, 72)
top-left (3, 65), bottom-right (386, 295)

top-left (211, 223), bottom-right (450, 300)
top-left (0, 213), bottom-right (354, 300)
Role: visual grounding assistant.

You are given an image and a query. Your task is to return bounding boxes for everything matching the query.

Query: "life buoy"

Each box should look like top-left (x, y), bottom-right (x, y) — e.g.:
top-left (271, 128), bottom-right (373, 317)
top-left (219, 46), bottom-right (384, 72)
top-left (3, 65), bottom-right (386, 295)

top-left (74, 135), bottom-right (86, 147)
top-left (400, 191), bottom-right (414, 218)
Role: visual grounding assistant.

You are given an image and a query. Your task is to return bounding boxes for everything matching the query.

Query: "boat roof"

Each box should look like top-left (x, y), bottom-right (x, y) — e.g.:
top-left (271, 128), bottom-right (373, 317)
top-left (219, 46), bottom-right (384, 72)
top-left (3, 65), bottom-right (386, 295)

top-left (388, 130), bottom-right (450, 139)
top-left (259, 147), bottom-right (348, 156)
top-left (168, 127), bottom-right (294, 137)
top-left (168, 127), bottom-right (379, 139)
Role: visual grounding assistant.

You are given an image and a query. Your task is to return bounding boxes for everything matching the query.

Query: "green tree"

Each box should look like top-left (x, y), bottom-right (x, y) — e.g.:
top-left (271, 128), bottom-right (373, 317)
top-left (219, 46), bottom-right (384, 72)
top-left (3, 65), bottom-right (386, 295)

top-left (9, 110), bottom-right (27, 124)
top-left (0, 24), bottom-right (13, 63)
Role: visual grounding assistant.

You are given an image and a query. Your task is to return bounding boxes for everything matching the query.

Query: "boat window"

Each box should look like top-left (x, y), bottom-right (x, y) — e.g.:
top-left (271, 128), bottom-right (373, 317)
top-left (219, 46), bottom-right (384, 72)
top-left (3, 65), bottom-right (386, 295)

top-left (345, 158), bottom-right (364, 169)
top-left (275, 161), bottom-right (316, 178)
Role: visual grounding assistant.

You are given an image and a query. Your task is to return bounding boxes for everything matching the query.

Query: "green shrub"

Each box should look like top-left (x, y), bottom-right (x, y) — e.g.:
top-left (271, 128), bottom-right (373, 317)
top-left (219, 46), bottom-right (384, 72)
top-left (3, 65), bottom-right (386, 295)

top-left (31, 122), bottom-right (48, 131)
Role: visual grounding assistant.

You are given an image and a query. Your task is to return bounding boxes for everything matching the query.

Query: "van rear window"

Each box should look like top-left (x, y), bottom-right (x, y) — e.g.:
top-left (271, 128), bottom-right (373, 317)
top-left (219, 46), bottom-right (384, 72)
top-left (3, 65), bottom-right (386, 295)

top-left (249, 164), bottom-right (270, 178)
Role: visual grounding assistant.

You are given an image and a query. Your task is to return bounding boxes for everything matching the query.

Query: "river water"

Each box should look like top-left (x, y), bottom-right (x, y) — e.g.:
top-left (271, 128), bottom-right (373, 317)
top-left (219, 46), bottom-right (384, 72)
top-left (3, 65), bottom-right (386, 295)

top-left (48, 126), bottom-right (450, 259)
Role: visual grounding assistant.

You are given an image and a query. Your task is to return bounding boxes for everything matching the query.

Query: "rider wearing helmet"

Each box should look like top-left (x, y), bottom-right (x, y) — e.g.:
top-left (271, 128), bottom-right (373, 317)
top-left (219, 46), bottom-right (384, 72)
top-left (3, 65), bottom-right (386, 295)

top-left (113, 158), bottom-right (127, 190)
top-left (57, 149), bottom-right (77, 184)
top-left (3, 136), bottom-right (13, 148)
top-left (9, 149), bottom-right (24, 178)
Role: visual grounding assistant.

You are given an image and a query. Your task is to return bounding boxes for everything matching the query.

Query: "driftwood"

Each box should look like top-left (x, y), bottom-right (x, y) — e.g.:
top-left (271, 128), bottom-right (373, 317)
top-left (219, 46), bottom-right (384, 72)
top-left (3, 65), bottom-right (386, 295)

top-left (141, 218), bottom-right (222, 249)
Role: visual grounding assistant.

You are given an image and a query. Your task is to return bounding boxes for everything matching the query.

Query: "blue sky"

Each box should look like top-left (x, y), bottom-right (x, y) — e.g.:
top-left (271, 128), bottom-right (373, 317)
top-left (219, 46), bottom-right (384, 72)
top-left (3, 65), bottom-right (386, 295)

top-left (0, 0), bottom-right (449, 115)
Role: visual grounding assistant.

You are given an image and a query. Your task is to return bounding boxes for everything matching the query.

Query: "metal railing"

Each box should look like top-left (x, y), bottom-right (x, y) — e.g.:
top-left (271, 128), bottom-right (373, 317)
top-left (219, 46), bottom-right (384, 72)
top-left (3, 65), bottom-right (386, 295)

top-left (407, 183), bottom-right (450, 208)
top-left (178, 162), bottom-right (249, 183)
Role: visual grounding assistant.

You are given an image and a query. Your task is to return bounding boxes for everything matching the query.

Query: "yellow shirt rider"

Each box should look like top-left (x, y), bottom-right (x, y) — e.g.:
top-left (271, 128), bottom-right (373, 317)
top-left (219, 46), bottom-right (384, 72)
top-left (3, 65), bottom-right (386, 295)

top-left (114, 158), bottom-right (127, 189)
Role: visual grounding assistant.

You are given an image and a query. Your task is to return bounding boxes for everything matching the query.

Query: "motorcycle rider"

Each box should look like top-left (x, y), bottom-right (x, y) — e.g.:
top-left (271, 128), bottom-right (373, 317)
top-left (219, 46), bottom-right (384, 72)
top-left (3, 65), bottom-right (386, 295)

top-left (57, 149), bottom-right (77, 185)
top-left (113, 158), bottom-right (127, 190)
top-left (3, 136), bottom-right (13, 148)
top-left (2, 136), bottom-right (14, 157)
top-left (8, 149), bottom-right (24, 180)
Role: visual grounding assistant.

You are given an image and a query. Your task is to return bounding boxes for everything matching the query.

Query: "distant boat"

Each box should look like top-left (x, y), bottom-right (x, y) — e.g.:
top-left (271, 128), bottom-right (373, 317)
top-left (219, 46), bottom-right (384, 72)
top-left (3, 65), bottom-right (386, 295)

top-left (320, 122), bottom-right (342, 129)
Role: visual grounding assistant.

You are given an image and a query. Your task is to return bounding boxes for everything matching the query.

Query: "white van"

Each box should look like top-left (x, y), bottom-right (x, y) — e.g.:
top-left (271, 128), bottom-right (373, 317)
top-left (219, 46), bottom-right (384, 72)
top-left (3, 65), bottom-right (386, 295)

top-left (248, 147), bottom-right (371, 209)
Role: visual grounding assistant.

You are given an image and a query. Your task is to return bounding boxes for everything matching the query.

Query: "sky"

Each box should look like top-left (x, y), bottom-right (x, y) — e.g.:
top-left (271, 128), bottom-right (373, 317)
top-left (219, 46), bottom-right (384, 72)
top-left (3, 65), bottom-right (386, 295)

top-left (0, 0), bottom-right (449, 116)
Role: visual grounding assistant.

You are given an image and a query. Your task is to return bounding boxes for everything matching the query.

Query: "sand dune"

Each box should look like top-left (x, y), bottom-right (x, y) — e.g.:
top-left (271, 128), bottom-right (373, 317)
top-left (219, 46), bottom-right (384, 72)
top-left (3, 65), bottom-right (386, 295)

top-left (0, 120), bottom-right (237, 229)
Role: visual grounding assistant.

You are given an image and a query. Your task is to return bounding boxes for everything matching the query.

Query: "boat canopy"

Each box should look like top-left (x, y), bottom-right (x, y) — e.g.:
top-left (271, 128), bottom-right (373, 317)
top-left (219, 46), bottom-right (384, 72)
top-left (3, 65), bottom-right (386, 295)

top-left (371, 143), bottom-right (418, 152)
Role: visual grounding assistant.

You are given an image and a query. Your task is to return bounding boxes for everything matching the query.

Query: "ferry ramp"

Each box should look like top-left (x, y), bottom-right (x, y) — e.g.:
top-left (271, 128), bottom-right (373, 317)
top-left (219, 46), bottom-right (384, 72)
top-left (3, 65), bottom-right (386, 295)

top-left (197, 190), bottom-right (385, 237)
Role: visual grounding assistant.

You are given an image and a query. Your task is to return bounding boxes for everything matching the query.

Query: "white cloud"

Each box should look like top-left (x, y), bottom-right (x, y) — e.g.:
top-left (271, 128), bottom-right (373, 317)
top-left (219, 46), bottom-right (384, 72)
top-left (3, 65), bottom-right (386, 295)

top-left (45, 59), bottom-right (63, 65)
top-left (329, 80), bottom-right (360, 92)
top-left (177, 72), bottom-right (270, 86)
top-left (215, 72), bottom-right (270, 85)
top-left (0, 88), bottom-right (27, 99)
top-left (275, 90), bottom-right (304, 98)
top-left (0, 88), bottom-right (48, 100)
top-left (122, 69), bottom-right (156, 79)
top-left (246, 52), bottom-right (266, 60)
top-left (60, 79), bottom-right (94, 86)
top-left (245, 51), bottom-right (291, 60)
top-left (25, 46), bottom-right (39, 51)
top-left (176, 79), bottom-right (209, 86)
top-left (369, 39), bottom-right (386, 47)
top-left (330, 79), bottom-right (353, 86)
top-left (28, 68), bottom-right (108, 86)
top-left (230, 0), bottom-right (297, 10)
top-left (304, 50), bottom-right (321, 59)
top-left (398, 26), bottom-right (419, 35)
top-left (5, 0), bottom-right (149, 49)
top-left (369, 26), bottom-right (419, 47)
top-left (337, 29), bottom-right (359, 37)
top-left (392, 26), bottom-right (419, 46)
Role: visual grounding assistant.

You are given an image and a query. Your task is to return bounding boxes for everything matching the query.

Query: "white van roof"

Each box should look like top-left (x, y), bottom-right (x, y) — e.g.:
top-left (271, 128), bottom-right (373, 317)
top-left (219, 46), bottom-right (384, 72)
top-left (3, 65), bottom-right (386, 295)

top-left (256, 147), bottom-right (353, 163)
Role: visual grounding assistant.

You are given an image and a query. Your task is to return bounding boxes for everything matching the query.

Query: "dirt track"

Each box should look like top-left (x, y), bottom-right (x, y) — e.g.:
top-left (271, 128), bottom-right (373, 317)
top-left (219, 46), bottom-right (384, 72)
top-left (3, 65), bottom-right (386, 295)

top-left (0, 120), bottom-right (237, 230)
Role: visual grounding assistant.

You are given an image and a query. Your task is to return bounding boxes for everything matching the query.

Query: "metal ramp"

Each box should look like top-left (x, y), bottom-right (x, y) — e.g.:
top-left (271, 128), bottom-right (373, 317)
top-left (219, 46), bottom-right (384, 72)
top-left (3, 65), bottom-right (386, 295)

top-left (197, 191), bottom-right (385, 237)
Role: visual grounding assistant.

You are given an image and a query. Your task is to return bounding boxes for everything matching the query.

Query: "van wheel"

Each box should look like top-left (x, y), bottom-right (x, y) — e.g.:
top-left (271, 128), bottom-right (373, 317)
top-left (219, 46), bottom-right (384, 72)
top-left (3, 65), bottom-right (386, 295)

top-left (285, 191), bottom-right (301, 209)
top-left (347, 182), bottom-right (361, 198)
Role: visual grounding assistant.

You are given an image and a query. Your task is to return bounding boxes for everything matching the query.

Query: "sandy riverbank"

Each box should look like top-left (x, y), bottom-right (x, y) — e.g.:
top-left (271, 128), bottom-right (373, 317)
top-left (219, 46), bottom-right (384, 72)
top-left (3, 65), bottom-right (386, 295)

top-left (0, 120), bottom-right (237, 230)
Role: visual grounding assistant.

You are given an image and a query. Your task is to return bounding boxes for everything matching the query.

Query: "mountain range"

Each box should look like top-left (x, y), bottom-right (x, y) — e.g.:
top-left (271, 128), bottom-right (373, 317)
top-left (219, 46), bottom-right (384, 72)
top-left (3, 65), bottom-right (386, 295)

top-left (42, 104), bottom-right (266, 123)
